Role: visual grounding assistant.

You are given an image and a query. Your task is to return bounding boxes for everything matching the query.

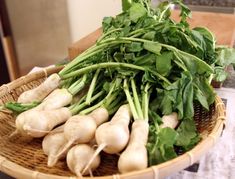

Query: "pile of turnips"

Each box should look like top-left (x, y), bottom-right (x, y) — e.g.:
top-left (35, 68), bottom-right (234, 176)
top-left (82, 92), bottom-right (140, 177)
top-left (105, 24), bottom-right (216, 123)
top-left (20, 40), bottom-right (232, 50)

top-left (3, 0), bottom-right (235, 177)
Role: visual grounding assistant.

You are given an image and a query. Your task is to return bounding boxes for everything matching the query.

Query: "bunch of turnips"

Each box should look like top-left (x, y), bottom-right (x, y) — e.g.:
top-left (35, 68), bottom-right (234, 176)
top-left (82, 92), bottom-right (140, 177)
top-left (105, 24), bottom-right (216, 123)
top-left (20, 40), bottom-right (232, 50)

top-left (2, 0), bottom-right (235, 176)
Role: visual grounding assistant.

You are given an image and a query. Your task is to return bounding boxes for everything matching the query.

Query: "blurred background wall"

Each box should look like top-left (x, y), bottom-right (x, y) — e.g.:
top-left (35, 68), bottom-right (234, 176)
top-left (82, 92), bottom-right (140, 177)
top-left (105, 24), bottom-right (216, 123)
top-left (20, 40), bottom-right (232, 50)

top-left (5, 0), bottom-right (71, 75)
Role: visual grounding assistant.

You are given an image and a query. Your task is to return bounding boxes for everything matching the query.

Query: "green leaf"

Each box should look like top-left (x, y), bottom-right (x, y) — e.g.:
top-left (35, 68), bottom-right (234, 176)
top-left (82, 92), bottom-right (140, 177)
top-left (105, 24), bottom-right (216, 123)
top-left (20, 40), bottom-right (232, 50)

top-left (5, 101), bottom-right (40, 113)
top-left (194, 76), bottom-right (215, 105)
top-left (147, 126), bottom-right (178, 165)
top-left (122, 0), bottom-right (133, 11)
top-left (175, 119), bottom-right (200, 150)
top-left (129, 3), bottom-right (147, 23)
top-left (175, 50), bottom-right (213, 75)
top-left (102, 17), bottom-right (113, 32)
top-left (215, 47), bottom-right (235, 67)
top-left (134, 53), bottom-right (155, 66)
top-left (158, 127), bottom-right (178, 146)
top-left (161, 145), bottom-right (178, 161)
top-left (194, 85), bottom-right (209, 110)
top-left (142, 31), bottom-right (156, 40)
top-left (160, 94), bottom-right (173, 115)
top-left (213, 68), bottom-right (228, 82)
top-left (143, 42), bottom-right (162, 55)
top-left (183, 75), bottom-right (194, 118)
top-left (192, 27), bottom-right (216, 64)
top-left (126, 42), bottom-right (143, 52)
top-left (156, 51), bottom-right (173, 76)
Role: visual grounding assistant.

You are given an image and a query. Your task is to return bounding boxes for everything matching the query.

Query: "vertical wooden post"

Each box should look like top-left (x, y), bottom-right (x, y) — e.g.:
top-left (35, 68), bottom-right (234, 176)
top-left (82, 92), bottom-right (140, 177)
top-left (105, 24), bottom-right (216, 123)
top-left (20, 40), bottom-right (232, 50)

top-left (0, 0), bottom-right (20, 80)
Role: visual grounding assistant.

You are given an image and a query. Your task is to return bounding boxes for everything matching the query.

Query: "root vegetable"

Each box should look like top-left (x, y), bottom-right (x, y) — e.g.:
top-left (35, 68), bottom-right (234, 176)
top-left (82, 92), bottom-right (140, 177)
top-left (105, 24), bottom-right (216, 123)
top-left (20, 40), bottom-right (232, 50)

top-left (17, 73), bottom-right (61, 104)
top-left (160, 112), bottom-right (179, 129)
top-left (118, 120), bottom-right (149, 173)
top-left (117, 80), bottom-right (151, 173)
top-left (15, 107), bottom-right (71, 137)
top-left (95, 104), bottom-right (131, 154)
top-left (67, 144), bottom-right (100, 177)
top-left (54, 107), bottom-right (109, 163)
top-left (36, 89), bottom-right (73, 110)
top-left (42, 125), bottom-right (67, 167)
top-left (82, 104), bottom-right (131, 174)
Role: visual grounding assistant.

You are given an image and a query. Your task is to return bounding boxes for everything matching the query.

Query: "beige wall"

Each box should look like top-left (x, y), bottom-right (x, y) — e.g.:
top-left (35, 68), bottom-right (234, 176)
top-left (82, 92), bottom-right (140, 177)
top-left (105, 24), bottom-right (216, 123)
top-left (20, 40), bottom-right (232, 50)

top-left (6, 0), bottom-right (71, 75)
top-left (67, 0), bottom-right (122, 42)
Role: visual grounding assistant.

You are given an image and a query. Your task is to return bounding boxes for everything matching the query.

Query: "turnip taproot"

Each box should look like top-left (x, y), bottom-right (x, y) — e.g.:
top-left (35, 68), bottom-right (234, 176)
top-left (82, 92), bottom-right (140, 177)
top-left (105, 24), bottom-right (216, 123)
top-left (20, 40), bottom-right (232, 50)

top-left (67, 144), bottom-right (100, 177)
top-left (18, 73), bottom-right (61, 104)
top-left (42, 125), bottom-right (68, 167)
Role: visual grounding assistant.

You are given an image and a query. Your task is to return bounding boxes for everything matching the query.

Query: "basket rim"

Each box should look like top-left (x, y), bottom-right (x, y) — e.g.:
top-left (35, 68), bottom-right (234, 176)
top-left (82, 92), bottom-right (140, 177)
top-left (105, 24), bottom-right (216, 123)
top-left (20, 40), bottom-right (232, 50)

top-left (0, 67), bottom-right (226, 179)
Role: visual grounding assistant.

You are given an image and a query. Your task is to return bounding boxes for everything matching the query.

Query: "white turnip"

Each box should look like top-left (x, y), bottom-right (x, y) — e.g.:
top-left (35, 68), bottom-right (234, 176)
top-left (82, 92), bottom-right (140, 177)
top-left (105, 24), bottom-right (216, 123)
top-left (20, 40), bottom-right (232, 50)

top-left (160, 112), bottom-right (179, 129)
top-left (18, 73), bottom-right (61, 104)
top-left (54, 107), bottom-right (109, 162)
top-left (67, 144), bottom-right (100, 177)
top-left (15, 107), bottom-right (71, 137)
top-left (42, 125), bottom-right (68, 167)
top-left (82, 104), bottom-right (131, 174)
top-left (118, 120), bottom-right (149, 173)
top-left (35, 88), bottom-right (73, 110)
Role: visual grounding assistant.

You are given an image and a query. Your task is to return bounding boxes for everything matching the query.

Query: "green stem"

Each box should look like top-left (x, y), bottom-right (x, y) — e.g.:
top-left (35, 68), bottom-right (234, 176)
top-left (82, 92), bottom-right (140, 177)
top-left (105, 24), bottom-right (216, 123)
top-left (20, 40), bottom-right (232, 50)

top-left (68, 74), bottom-right (87, 95)
top-left (59, 40), bottom-right (131, 76)
top-left (131, 78), bottom-right (144, 119)
top-left (70, 91), bottom-right (105, 115)
top-left (158, 3), bottom-right (172, 22)
top-left (59, 47), bottom-right (103, 76)
top-left (123, 79), bottom-right (139, 120)
top-left (85, 69), bottom-right (100, 105)
top-left (142, 83), bottom-right (151, 121)
top-left (97, 28), bottom-right (123, 43)
top-left (106, 95), bottom-right (123, 112)
top-left (79, 78), bottom-right (118, 115)
top-left (61, 62), bottom-right (145, 79)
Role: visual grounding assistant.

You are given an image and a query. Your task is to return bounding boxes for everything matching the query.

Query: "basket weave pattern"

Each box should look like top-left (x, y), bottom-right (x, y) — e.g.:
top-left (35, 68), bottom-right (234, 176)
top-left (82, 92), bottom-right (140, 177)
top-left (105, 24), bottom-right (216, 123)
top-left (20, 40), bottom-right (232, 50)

top-left (0, 67), bottom-right (226, 179)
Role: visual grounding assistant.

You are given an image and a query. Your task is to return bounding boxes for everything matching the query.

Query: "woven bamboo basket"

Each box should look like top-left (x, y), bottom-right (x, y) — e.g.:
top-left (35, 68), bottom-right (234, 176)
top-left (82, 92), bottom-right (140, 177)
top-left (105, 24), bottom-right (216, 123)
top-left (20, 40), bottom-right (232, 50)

top-left (0, 66), bottom-right (226, 179)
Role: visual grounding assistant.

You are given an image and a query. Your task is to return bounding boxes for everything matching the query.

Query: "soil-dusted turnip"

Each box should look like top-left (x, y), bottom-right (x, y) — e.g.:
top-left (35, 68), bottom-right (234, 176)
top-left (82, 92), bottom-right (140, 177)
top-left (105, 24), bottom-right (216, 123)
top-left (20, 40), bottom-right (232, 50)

top-left (18, 73), bottom-right (61, 104)
top-left (67, 144), bottom-right (100, 177)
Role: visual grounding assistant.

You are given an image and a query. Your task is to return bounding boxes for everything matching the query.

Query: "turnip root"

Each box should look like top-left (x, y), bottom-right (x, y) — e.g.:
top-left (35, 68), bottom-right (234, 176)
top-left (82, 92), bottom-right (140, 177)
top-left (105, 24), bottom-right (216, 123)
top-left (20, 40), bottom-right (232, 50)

top-left (35, 89), bottom-right (73, 110)
top-left (160, 112), bottom-right (179, 129)
top-left (116, 80), bottom-right (151, 173)
top-left (54, 107), bottom-right (109, 162)
top-left (118, 120), bottom-right (149, 173)
top-left (67, 144), bottom-right (100, 177)
top-left (15, 107), bottom-right (71, 137)
top-left (18, 73), bottom-right (61, 104)
top-left (42, 125), bottom-right (68, 167)
top-left (95, 104), bottom-right (131, 154)
top-left (82, 104), bottom-right (131, 174)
